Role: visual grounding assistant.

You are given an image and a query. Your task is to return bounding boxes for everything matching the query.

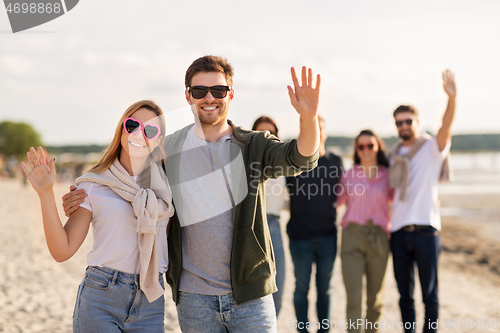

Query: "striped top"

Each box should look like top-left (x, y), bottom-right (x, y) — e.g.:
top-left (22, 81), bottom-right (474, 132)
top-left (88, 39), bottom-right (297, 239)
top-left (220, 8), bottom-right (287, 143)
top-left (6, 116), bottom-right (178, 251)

top-left (337, 165), bottom-right (394, 234)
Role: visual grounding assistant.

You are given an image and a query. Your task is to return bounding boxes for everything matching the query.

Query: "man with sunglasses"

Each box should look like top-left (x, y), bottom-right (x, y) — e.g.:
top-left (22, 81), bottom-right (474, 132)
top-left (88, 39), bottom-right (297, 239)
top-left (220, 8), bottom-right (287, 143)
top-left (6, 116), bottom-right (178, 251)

top-left (389, 69), bottom-right (456, 333)
top-left (63, 55), bottom-right (321, 332)
top-left (166, 56), bottom-right (322, 332)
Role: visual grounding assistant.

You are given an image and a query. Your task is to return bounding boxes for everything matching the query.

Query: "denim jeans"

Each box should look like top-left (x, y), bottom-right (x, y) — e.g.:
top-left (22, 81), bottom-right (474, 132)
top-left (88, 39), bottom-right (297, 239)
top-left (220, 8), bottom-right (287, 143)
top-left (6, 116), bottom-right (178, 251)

top-left (390, 226), bottom-right (441, 333)
top-left (267, 214), bottom-right (285, 317)
top-left (73, 266), bottom-right (165, 333)
top-left (289, 236), bottom-right (337, 333)
top-left (176, 292), bottom-right (277, 332)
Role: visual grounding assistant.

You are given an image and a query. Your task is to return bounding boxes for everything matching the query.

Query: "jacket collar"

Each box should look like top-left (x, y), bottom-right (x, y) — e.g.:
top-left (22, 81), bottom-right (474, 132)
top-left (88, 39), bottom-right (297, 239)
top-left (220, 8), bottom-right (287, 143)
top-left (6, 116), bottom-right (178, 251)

top-left (228, 119), bottom-right (253, 144)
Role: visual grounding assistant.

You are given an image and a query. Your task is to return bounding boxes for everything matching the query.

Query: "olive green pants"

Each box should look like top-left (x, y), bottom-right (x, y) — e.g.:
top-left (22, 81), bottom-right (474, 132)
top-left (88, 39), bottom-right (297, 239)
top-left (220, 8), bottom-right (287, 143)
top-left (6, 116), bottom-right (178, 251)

top-left (341, 222), bottom-right (389, 333)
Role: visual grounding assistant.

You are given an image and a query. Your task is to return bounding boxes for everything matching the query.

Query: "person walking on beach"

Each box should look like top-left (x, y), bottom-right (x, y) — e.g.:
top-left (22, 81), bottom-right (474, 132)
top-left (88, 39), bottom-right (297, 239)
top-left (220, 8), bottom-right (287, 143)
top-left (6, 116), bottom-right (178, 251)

top-left (252, 116), bottom-right (289, 317)
top-left (388, 69), bottom-right (456, 333)
top-left (22, 100), bottom-right (174, 332)
top-left (286, 116), bottom-right (343, 333)
top-left (64, 55), bottom-right (322, 332)
top-left (337, 130), bottom-right (393, 333)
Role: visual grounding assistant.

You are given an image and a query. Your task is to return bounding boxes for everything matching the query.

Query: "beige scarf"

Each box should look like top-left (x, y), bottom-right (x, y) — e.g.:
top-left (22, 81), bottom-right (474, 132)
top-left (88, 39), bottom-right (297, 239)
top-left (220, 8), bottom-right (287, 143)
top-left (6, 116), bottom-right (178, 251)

top-left (388, 133), bottom-right (452, 202)
top-left (75, 159), bottom-right (174, 302)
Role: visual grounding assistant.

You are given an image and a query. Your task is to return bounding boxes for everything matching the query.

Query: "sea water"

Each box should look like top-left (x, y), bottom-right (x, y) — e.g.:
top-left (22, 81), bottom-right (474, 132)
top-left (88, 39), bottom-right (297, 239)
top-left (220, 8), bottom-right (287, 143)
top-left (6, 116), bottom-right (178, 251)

top-left (439, 152), bottom-right (500, 195)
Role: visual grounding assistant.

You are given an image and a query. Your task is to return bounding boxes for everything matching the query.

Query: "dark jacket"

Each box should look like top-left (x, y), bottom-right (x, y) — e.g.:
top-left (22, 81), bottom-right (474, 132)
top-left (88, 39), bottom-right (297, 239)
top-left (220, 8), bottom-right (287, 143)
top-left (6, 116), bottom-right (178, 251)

top-left (164, 120), bottom-right (318, 304)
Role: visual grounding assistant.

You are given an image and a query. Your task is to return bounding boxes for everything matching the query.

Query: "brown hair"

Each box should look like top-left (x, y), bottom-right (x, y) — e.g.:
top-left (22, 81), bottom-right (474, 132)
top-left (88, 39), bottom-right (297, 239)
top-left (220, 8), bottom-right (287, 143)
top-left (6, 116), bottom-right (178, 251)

top-left (353, 129), bottom-right (389, 167)
top-left (185, 55), bottom-right (234, 88)
top-left (87, 100), bottom-right (165, 174)
top-left (252, 116), bottom-right (279, 137)
top-left (393, 105), bottom-right (418, 118)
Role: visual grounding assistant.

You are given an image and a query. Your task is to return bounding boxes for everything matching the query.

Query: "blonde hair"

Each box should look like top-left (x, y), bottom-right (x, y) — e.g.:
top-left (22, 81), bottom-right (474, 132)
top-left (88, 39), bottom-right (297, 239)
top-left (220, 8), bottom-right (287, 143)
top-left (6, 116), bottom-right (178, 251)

top-left (88, 100), bottom-right (165, 173)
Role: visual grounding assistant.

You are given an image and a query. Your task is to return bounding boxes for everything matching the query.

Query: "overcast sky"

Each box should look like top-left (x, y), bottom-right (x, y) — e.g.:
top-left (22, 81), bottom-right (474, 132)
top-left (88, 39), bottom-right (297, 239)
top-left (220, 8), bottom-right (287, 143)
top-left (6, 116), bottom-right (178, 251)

top-left (1, 0), bottom-right (499, 145)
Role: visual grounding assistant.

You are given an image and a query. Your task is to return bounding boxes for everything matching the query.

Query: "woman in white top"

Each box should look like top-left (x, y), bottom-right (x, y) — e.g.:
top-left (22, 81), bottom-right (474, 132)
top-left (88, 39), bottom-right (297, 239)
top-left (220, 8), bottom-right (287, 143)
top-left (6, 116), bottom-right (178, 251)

top-left (252, 116), bottom-right (288, 317)
top-left (21, 100), bottom-right (174, 333)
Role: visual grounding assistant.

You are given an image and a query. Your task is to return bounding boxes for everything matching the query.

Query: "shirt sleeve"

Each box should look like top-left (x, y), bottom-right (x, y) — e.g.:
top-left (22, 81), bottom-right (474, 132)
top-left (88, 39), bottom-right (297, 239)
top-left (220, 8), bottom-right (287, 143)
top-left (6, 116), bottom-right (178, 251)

top-left (76, 182), bottom-right (93, 213)
top-left (260, 131), bottom-right (319, 179)
top-left (431, 137), bottom-right (450, 161)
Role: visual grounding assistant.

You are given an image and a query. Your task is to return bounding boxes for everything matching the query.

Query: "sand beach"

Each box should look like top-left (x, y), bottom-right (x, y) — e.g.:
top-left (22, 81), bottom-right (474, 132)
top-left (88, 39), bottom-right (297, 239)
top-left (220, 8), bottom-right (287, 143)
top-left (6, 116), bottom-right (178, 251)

top-left (1, 167), bottom-right (499, 332)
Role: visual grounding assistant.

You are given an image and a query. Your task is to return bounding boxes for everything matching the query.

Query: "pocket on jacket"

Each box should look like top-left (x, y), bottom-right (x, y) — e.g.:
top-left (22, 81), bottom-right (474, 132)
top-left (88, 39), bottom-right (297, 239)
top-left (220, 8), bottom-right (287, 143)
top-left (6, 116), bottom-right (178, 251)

top-left (236, 231), bottom-right (271, 284)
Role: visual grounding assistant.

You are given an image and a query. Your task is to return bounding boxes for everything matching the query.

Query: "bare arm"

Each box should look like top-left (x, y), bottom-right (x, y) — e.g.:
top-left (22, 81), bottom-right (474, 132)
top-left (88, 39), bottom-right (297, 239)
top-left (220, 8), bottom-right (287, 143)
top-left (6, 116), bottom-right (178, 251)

top-left (38, 191), bottom-right (91, 262)
top-left (288, 66), bottom-right (321, 157)
top-left (435, 69), bottom-right (456, 151)
top-left (21, 146), bottom-right (91, 262)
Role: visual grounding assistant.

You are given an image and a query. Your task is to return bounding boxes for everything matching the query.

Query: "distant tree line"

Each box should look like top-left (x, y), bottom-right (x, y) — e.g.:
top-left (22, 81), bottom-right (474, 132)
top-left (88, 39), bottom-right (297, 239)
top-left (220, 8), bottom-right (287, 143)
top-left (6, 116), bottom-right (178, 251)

top-left (1, 119), bottom-right (497, 159)
top-left (325, 133), bottom-right (500, 153)
top-left (447, 134), bottom-right (500, 151)
top-left (45, 145), bottom-right (107, 155)
top-left (40, 133), bottom-right (500, 156)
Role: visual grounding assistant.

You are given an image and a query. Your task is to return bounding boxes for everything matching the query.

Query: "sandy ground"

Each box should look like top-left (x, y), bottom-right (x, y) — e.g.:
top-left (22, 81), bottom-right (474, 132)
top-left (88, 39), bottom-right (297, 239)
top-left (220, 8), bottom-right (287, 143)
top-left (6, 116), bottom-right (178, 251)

top-left (0, 177), bottom-right (499, 333)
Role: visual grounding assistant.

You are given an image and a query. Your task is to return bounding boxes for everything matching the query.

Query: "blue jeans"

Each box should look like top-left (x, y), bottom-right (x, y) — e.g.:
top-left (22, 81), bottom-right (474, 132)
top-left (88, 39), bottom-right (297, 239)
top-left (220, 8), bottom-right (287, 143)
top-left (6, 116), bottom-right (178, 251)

top-left (73, 266), bottom-right (165, 333)
top-left (267, 214), bottom-right (285, 317)
top-left (390, 227), bottom-right (441, 333)
top-left (289, 236), bottom-right (337, 333)
top-left (176, 292), bottom-right (277, 332)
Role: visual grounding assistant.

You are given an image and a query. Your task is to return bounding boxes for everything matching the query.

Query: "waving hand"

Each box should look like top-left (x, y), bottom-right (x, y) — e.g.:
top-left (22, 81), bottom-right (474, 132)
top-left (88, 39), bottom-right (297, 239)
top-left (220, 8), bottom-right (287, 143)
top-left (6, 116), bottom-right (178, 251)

top-left (21, 146), bottom-right (56, 196)
top-left (288, 66), bottom-right (321, 120)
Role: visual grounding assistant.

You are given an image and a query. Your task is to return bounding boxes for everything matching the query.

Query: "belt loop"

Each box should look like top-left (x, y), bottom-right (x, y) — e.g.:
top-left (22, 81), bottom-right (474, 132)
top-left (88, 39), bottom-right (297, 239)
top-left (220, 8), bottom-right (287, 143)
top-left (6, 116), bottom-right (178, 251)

top-left (367, 219), bottom-right (373, 227)
top-left (111, 270), bottom-right (119, 285)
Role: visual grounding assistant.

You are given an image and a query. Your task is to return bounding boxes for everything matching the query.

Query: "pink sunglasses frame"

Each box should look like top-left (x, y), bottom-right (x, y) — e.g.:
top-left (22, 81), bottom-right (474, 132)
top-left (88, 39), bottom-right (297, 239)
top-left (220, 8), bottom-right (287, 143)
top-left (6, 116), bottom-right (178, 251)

top-left (123, 117), bottom-right (161, 140)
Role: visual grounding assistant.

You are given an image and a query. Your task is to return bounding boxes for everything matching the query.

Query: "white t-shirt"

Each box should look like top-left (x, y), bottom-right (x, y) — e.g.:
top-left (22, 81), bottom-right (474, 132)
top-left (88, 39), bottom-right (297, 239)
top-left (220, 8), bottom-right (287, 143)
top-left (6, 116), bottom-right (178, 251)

top-left (264, 177), bottom-right (288, 216)
top-left (77, 179), bottom-right (169, 274)
top-left (391, 137), bottom-right (450, 232)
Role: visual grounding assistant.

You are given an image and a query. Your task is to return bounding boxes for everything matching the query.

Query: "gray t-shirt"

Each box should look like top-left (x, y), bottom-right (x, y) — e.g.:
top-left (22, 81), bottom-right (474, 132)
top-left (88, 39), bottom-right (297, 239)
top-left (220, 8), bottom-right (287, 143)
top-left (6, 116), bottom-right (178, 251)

top-left (177, 127), bottom-right (234, 295)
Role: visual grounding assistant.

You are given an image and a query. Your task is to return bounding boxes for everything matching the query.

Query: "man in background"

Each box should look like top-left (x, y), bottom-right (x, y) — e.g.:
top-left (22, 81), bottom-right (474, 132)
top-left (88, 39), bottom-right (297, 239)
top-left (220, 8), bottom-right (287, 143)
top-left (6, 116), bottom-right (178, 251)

top-left (286, 116), bottom-right (343, 333)
top-left (389, 70), bottom-right (457, 333)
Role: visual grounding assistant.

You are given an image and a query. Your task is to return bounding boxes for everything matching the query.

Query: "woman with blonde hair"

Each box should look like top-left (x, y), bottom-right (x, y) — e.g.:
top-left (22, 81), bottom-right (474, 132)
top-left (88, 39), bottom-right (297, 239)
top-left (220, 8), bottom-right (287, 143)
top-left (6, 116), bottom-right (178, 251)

top-left (21, 100), bottom-right (174, 332)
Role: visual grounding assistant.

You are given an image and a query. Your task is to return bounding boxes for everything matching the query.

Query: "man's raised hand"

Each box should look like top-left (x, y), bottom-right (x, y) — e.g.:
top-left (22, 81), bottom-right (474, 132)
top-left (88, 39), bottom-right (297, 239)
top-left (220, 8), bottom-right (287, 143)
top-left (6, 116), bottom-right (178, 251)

top-left (288, 66), bottom-right (321, 119)
top-left (442, 69), bottom-right (456, 98)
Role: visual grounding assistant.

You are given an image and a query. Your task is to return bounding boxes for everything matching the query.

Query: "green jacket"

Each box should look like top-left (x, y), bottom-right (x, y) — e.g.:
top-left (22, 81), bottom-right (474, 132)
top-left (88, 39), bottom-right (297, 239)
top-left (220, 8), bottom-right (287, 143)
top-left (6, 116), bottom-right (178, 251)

top-left (164, 120), bottom-right (318, 305)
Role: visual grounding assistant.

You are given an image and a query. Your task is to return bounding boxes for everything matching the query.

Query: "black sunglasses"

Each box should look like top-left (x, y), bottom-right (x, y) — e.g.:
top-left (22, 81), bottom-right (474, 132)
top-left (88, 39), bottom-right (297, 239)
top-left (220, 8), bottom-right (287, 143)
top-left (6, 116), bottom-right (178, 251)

top-left (395, 119), bottom-right (414, 127)
top-left (188, 85), bottom-right (232, 99)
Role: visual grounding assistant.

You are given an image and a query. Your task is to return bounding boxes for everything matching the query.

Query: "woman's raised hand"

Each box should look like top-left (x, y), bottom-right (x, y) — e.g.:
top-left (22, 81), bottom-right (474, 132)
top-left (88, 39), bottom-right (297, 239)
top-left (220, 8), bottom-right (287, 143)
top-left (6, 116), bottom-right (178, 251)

top-left (21, 146), bottom-right (56, 196)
